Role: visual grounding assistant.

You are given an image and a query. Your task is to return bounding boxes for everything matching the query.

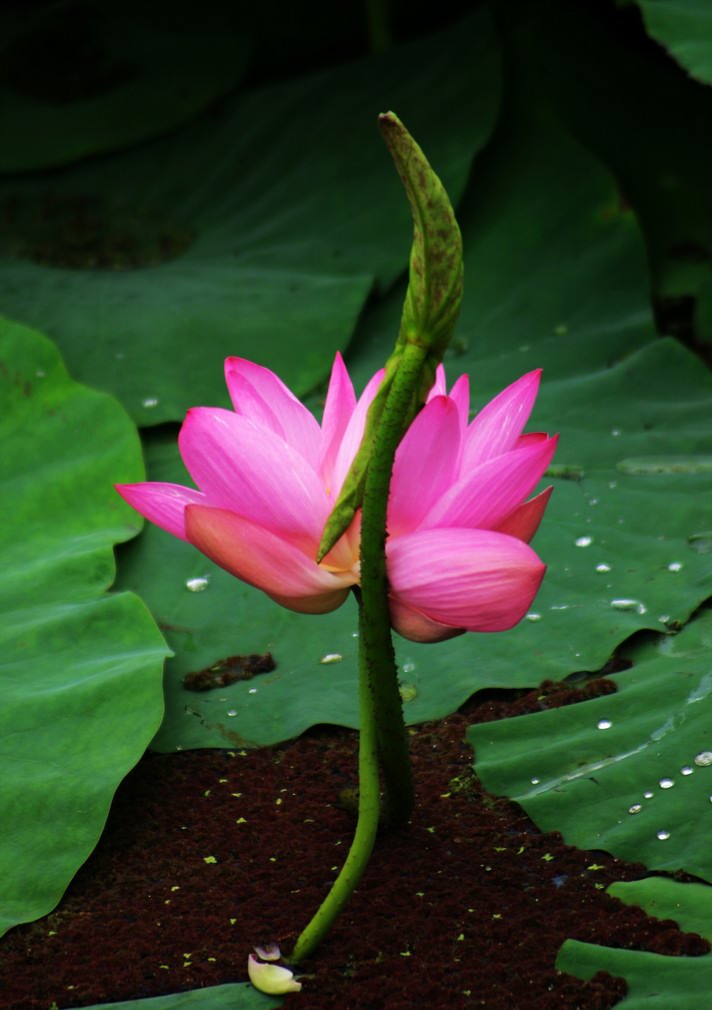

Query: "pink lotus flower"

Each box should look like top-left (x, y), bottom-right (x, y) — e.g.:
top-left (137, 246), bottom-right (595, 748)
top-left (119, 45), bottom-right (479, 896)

top-left (117, 355), bottom-right (556, 643)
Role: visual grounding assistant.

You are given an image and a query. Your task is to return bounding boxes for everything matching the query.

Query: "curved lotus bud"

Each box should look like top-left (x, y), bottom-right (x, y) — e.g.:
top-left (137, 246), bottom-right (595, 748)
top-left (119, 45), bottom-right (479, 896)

top-left (248, 952), bottom-right (302, 995)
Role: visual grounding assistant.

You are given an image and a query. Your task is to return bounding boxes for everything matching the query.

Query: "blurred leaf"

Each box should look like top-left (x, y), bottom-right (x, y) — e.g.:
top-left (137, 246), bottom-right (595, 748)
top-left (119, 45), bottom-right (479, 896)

top-left (0, 0), bottom-right (250, 172)
top-left (0, 9), bottom-right (500, 424)
top-left (0, 318), bottom-right (169, 937)
top-left (634, 0), bottom-right (712, 86)
top-left (490, 0), bottom-right (712, 339)
top-left (557, 877), bottom-right (712, 1008)
top-left (468, 609), bottom-right (712, 883)
top-left (117, 79), bottom-right (712, 750)
top-left (73, 982), bottom-right (279, 1010)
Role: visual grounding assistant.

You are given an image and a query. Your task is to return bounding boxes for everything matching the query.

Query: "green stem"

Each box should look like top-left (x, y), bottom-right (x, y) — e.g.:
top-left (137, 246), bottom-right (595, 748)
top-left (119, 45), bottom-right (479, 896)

top-left (289, 342), bottom-right (425, 963)
top-left (289, 603), bottom-right (381, 965)
top-left (359, 340), bottom-right (425, 828)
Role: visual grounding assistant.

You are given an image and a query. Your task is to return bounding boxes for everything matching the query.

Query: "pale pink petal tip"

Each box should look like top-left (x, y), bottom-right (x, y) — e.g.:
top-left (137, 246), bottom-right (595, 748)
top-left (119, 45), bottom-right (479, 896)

top-left (248, 954), bottom-right (302, 995)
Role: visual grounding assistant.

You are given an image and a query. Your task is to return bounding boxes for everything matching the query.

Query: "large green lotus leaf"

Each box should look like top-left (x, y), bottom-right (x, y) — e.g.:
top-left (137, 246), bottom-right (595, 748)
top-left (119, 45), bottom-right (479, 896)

top-left (0, 1), bottom-right (249, 172)
top-left (468, 609), bottom-right (712, 883)
top-left (557, 877), bottom-right (712, 1008)
top-left (0, 9), bottom-right (499, 425)
top-left (74, 983), bottom-right (279, 1010)
top-left (634, 0), bottom-right (712, 87)
top-left (0, 318), bottom-right (169, 937)
top-left (118, 81), bottom-right (712, 751)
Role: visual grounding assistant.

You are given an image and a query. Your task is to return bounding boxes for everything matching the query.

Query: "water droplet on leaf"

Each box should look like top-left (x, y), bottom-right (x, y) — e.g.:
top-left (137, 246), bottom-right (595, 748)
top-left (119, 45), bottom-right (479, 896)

top-left (320, 653), bottom-right (343, 665)
top-left (186, 576), bottom-right (209, 592)
top-left (694, 751), bottom-right (712, 767)
top-left (656, 830), bottom-right (671, 840)
top-left (597, 719), bottom-right (612, 730)
top-left (659, 778), bottom-right (674, 789)
top-left (575, 536), bottom-right (593, 547)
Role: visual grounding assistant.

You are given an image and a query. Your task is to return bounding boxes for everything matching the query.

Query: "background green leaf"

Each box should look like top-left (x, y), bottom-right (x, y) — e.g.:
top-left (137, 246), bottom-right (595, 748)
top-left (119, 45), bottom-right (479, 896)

top-left (468, 608), bottom-right (712, 883)
top-left (557, 876), bottom-right (712, 1008)
top-left (634, 0), bottom-right (712, 86)
top-left (489, 0), bottom-right (712, 343)
top-left (0, 319), bottom-right (169, 936)
top-left (0, 1), bottom-right (250, 172)
top-left (0, 9), bottom-right (500, 425)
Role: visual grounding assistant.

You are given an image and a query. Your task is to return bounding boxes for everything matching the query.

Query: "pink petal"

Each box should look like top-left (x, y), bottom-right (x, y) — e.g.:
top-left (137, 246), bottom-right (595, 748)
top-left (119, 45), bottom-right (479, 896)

top-left (427, 363), bottom-right (448, 398)
top-left (448, 373), bottom-right (471, 434)
top-left (462, 370), bottom-right (542, 470)
top-left (388, 597), bottom-right (465, 643)
top-left (185, 506), bottom-right (355, 614)
top-left (387, 528), bottom-right (546, 632)
top-left (224, 357), bottom-right (322, 469)
top-left (329, 367), bottom-right (385, 499)
top-left (423, 435), bottom-right (558, 532)
top-left (388, 395), bottom-right (461, 536)
top-left (178, 407), bottom-right (328, 552)
top-left (494, 486), bottom-right (553, 543)
top-left (319, 352), bottom-right (357, 487)
top-left (115, 482), bottom-right (206, 540)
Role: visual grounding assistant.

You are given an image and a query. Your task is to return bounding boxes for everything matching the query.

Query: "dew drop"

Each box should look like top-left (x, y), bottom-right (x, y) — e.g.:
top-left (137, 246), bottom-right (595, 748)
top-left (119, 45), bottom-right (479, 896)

top-left (402, 660), bottom-right (416, 674)
top-left (667, 562), bottom-right (683, 573)
top-left (550, 604), bottom-right (571, 611)
top-left (526, 613), bottom-right (542, 623)
top-left (658, 615), bottom-right (671, 624)
top-left (36, 369), bottom-right (46, 378)
top-left (644, 791), bottom-right (654, 799)
top-left (659, 778), bottom-right (674, 789)
top-left (608, 480), bottom-right (617, 489)
top-left (596, 563), bottom-right (611, 573)
top-left (611, 428), bottom-right (622, 437)
top-left (531, 777), bottom-right (540, 785)
top-left (628, 804), bottom-right (642, 815)
top-left (610, 598), bottom-right (646, 614)
top-left (588, 498), bottom-right (599, 506)
top-left (681, 766), bottom-right (694, 776)
top-left (656, 830), bottom-right (670, 841)
top-left (142, 396), bottom-right (159, 409)
top-left (185, 576), bottom-right (209, 592)
top-left (320, 653), bottom-right (343, 665)
top-left (248, 688), bottom-right (257, 695)
top-left (575, 536), bottom-right (593, 547)
top-left (597, 719), bottom-right (612, 730)
top-left (226, 710), bottom-right (237, 717)
top-left (694, 751), bottom-right (712, 767)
